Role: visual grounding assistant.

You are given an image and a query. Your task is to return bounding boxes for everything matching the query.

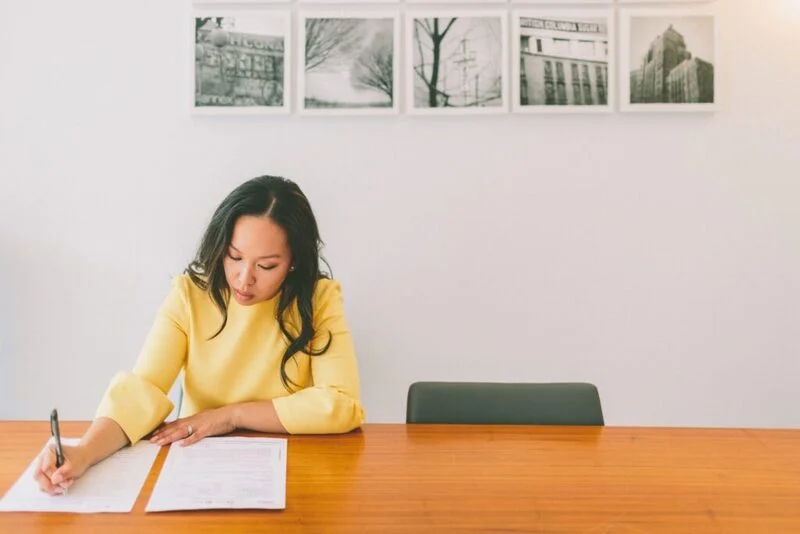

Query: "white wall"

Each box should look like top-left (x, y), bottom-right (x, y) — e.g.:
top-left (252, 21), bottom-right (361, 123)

top-left (1, 0), bottom-right (798, 427)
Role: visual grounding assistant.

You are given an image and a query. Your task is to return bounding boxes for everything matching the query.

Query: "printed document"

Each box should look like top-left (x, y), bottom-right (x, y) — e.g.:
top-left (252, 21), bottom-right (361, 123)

top-left (0, 438), bottom-right (160, 513)
top-left (145, 437), bottom-right (287, 511)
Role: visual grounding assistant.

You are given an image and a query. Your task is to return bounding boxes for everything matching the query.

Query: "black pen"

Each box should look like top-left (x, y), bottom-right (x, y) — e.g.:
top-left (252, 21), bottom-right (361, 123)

top-left (50, 408), bottom-right (65, 468)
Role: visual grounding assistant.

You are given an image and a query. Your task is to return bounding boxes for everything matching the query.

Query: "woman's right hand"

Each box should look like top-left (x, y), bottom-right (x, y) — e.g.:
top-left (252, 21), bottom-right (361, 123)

top-left (33, 444), bottom-right (90, 495)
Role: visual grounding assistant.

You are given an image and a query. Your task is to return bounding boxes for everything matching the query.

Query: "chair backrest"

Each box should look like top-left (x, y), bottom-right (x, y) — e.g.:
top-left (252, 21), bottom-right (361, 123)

top-left (406, 381), bottom-right (604, 425)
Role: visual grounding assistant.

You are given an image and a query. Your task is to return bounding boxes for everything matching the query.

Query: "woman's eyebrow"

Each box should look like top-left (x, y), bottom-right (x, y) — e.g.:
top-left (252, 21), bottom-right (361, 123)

top-left (229, 245), bottom-right (281, 260)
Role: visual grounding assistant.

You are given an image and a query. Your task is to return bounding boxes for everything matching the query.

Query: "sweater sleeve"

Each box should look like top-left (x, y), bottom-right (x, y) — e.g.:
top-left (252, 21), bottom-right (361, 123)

top-left (95, 277), bottom-right (189, 444)
top-left (272, 280), bottom-right (365, 434)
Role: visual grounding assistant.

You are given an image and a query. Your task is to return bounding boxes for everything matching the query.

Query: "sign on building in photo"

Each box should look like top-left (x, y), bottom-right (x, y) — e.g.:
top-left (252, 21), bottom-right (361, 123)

top-left (195, 28), bottom-right (284, 107)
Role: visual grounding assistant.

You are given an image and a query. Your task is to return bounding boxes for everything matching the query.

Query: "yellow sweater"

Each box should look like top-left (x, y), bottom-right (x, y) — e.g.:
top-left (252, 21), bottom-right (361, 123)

top-left (96, 275), bottom-right (365, 444)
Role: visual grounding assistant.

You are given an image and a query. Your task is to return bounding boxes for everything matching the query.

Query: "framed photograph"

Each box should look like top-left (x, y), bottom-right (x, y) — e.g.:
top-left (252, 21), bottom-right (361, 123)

top-left (620, 7), bottom-right (717, 112)
top-left (193, 10), bottom-right (290, 114)
top-left (407, 12), bottom-right (509, 115)
top-left (618, 0), bottom-right (712, 3)
top-left (511, 10), bottom-right (614, 113)
top-left (193, 0), bottom-right (289, 3)
top-left (299, 12), bottom-right (400, 115)
top-left (408, 0), bottom-right (506, 3)
top-left (511, 0), bottom-right (610, 4)
top-left (299, 0), bottom-right (396, 3)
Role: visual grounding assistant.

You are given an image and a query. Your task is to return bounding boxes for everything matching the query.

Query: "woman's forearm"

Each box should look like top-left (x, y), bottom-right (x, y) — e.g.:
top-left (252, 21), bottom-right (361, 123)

top-left (78, 417), bottom-right (131, 467)
top-left (225, 401), bottom-right (287, 434)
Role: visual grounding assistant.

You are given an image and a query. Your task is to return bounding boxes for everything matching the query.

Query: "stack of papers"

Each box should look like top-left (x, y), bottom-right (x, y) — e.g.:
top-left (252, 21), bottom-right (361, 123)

top-left (0, 436), bottom-right (288, 513)
top-left (146, 437), bottom-right (287, 511)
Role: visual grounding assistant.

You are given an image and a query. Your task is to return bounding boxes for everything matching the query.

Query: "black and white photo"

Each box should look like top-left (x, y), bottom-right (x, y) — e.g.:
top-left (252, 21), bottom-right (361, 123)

top-left (408, 0), bottom-right (506, 3)
top-left (619, 0), bottom-right (710, 3)
top-left (193, 0), bottom-right (288, 4)
top-left (621, 7), bottom-right (717, 112)
top-left (511, 0), bottom-right (609, 4)
top-left (299, 14), bottom-right (399, 114)
top-left (193, 11), bottom-right (290, 114)
top-left (512, 10), bottom-right (613, 113)
top-left (299, 0), bottom-right (394, 3)
top-left (407, 12), bottom-right (508, 114)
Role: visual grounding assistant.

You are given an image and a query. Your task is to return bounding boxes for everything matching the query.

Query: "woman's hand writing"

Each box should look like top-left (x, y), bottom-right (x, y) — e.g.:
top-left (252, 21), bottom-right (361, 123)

top-left (33, 444), bottom-right (90, 495)
top-left (149, 407), bottom-right (236, 447)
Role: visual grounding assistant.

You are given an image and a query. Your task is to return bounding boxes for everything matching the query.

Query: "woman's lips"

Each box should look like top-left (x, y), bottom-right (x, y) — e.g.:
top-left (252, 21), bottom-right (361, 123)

top-left (234, 289), bottom-right (254, 301)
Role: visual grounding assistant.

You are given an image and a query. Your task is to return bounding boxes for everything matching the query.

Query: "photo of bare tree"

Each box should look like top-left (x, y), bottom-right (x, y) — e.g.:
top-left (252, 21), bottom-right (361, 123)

top-left (299, 14), bottom-right (399, 114)
top-left (407, 12), bottom-right (508, 114)
top-left (193, 10), bottom-right (290, 114)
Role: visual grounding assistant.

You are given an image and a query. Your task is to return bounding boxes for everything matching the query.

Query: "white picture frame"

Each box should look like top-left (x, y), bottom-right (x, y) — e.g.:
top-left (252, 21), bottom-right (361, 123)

top-left (408, 0), bottom-right (507, 3)
top-left (298, 11), bottom-right (400, 115)
top-left (298, 0), bottom-right (397, 3)
top-left (193, 0), bottom-right (289, 4)
top-left (618, 0), bottom-right (713, 3)
top-left (511, 9), bottom-right (614, 114)
top-left (620, 6), bottom-right (718, 113)
top-left (192, 9), bottom-right (291, 115)
top-left (511, 0), bottom-right (611, 4)
top-left (406, 11), bottom-right (509, 115)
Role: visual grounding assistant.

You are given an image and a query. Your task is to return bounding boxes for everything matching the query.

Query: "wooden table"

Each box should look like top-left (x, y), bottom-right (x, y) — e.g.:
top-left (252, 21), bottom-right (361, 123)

top-left (1, 422), bottom-right (799, 533)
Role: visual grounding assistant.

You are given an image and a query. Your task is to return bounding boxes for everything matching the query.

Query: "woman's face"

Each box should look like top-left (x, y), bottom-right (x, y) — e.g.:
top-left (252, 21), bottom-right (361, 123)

top-left (223, 215), bottom-right (293, 306)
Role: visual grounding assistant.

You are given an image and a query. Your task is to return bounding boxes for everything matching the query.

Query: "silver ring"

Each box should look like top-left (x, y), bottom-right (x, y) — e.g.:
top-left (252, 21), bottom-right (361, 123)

top-left (187, 424), bottom-right (193, 437)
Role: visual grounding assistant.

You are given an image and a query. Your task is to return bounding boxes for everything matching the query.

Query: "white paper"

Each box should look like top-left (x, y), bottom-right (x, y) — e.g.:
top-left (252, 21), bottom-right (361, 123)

top-left (145, 437), bottom-right (287, 512)
top-left (0, 438), bottom-right (160, 513)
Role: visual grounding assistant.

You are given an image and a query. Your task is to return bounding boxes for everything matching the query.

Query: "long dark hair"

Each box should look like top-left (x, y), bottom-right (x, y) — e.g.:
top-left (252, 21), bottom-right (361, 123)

top-left (185, 175), bottom-right (332, 391)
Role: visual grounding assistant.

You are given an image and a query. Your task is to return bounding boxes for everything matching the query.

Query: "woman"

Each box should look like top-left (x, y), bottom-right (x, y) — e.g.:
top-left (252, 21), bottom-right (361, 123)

top-left (35, 175), bottom-right (365, 494)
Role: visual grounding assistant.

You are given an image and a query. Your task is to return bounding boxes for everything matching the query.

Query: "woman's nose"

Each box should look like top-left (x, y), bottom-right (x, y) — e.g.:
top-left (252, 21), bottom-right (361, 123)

top-left (238, 266), bottom-right (255, 287)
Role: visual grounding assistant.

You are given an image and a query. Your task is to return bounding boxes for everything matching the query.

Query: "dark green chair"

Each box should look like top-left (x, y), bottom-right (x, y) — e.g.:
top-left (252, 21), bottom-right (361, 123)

top-left (406, 381), bottom-right (604, 426)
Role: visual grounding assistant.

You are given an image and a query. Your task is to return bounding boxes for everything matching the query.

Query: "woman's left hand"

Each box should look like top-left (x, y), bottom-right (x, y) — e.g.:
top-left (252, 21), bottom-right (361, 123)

top-left (149, 407), bottom-right (236, 447)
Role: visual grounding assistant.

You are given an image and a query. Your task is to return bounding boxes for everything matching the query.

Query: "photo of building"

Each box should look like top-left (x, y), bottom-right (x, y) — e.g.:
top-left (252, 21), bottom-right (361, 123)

top-left (194, 13), bottom-right (288, 112)
top-left (514, 14), bottom-right (611, 110)
top-left (627, 15), bottom-right (715, 106)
